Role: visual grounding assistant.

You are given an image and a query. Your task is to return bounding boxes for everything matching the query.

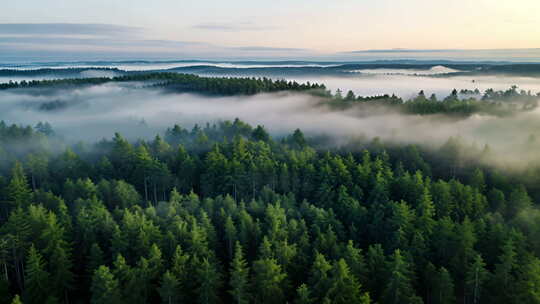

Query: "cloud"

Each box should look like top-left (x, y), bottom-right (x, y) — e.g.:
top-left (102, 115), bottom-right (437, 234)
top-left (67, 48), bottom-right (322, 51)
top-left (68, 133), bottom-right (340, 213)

top-left (1, 81), bottom-right (539, 169)
top-left (0, 23), bottom-right (143, 38)
top-left (0, 22), bottom-right (317, 61)
top-left (192, 21), bottom-right (278, 32)
top-left (233, 46), bottom-right (309, 52)
top-left (346, 49), bottom-right (461, 54)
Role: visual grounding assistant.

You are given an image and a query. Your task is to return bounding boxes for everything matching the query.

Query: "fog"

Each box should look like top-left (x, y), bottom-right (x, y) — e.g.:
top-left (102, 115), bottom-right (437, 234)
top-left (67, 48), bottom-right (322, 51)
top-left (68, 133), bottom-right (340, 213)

top-left (3, 63), bottom-right (540, 101)
top-left (348, 65), bottom-right (461, 75)
top-left (289, 74), bottom-right (540, 100)
top-left (2, 83), bottom-right (540, 168)
top-left (0, 61), bottom-right (339, 72)
top-left (0, 69), bottom-right (121, 84)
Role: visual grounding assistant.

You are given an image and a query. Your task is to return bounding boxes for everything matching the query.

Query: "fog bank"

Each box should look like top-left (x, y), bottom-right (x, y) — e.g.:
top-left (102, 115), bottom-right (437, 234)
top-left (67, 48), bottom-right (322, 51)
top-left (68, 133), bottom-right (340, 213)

top-left (2, 83), bottom-right (540, 168)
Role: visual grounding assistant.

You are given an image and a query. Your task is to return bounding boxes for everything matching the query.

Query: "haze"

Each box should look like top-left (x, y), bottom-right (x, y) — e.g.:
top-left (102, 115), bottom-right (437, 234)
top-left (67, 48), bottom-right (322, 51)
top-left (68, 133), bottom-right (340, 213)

top-left (2, 0), bottom-right (540, 61)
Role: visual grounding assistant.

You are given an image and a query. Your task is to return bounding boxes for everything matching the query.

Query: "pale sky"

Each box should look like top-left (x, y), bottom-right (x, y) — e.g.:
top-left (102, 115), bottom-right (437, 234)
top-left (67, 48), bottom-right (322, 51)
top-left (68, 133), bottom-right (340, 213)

top-left (1, 0), bottom-right (540, 61)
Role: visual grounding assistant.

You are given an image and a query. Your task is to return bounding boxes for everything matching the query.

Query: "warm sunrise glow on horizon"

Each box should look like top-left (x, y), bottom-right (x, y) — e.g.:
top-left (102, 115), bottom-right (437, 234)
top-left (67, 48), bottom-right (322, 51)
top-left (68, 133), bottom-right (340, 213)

top-left (1, 0), bottom-right (539, 61)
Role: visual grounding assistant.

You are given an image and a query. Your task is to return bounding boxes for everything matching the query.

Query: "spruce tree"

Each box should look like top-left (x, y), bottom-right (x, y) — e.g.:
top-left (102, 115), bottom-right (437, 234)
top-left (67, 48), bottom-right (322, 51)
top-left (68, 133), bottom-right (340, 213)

top-left (159, 271), bottom-right (180, 304)
top-left (23, 246), bottom-right (50, 304)
top-left (6, 162), bottom-right (32, 208)
top-left (382, 249), bottom-right (422, 304)
top-left (196, 258), bottom-right (222, 304)
top-left (229, 243), bottom-right (250, 304)
top-left (90, 266), bottom-right (121, 304)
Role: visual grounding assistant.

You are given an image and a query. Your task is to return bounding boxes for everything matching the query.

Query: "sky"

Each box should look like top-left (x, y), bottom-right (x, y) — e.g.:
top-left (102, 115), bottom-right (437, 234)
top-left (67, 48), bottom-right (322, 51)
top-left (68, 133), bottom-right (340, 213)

top-left (1, 0), bottom-right (540, 61)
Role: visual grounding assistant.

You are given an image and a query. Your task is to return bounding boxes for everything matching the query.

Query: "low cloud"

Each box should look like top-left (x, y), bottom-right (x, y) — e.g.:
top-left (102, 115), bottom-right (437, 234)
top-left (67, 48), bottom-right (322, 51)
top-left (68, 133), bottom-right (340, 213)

top-left (0, 23), bottom-right (143, 38)
top-left (233, 46), bottom-right (309, 52)
top-left (1, 82), bottom-right (539, 170)
top-left (192, 21), bottom-right (278, 32)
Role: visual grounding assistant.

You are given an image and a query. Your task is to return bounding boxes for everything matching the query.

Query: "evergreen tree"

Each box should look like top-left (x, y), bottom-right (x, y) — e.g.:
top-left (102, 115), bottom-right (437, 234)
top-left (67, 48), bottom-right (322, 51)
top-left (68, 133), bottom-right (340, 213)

top-left (196, 258), bottom-right (222, 304)
top-left (308, 252), bottom-right (332, 301)
top-left (516, 257), bottom-right (540, 304)
top-left (159, 271), bottom-right (180, 304)
top-left (326, 259), bottom-right (370, 304)
top-left (492, 238), bottom-right (518, 302)
top-left (23, 246), bottom-right (51, 304)
top-left (87, 243), bottom-right (105, 276)
top-left (229, 243), bottom-right (250, 304)
top-left (90, 266), bottom-right (121, 304)
top-left (465, 254), bottom-right (490, 304)
top-left (252, 258), bottom-right (287, 304)
top-left (433, 267), bottom-right (455, 304)
top-left (382, 249), bottom-right (422, 304)
top-left (48, 244), bottom-right (74, 302)
top-left (6, 162), bottom-right (32, 208)
top-left (294, 284), bottom-right (313, 304)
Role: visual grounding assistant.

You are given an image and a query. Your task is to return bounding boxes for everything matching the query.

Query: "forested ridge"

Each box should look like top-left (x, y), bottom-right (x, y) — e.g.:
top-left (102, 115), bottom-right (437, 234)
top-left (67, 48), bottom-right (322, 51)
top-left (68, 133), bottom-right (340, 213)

top-left (0, 119), bottom-right (540, 303)
top-left (0, 73), bottom-right (326, 96)
top-left (1, 72), bottom-right (537, 117)
top-left (326, 86), bottom-right (539, 116)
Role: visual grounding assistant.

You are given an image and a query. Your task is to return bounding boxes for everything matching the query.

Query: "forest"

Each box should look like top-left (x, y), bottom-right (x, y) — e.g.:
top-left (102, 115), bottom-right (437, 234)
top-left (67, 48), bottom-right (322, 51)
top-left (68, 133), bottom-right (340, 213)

top-left (0, 73), bottom-right (325, 96)
top-left (1, 71), bottom-right (538, 118)
top-left (327, 85), bottom-right (539, 116)
top-left (1, 116), bottom-right (540, 304)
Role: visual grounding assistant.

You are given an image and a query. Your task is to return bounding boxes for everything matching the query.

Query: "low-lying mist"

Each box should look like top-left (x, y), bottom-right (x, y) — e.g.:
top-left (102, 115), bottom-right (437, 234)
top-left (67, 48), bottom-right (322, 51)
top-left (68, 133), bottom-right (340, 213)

top-left (2, 83), bottom-right (540, 168)
top-left (288, 74), bottom-right (540, 100)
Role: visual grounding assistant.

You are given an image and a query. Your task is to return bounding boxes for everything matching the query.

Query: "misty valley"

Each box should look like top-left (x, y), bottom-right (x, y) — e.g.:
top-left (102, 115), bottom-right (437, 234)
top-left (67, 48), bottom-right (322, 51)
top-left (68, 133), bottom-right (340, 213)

top-left (2, 62), bottom-right (540, 304)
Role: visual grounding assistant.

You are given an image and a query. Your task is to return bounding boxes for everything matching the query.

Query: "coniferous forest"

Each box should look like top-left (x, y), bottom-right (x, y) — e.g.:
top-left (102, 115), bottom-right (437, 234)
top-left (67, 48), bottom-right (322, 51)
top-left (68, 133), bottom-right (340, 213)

top-left (1, 112), bottom-right (540, 304)
top-left (3, 1), bottom-right (540, 302)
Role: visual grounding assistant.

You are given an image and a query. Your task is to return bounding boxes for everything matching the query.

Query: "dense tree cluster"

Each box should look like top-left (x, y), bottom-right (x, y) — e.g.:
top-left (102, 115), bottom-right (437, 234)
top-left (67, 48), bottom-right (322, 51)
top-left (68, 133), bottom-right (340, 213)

top-left (0, 73), bottom-right (326, 96)
top-left (329, 86), bottom-right (539, 116)
top-left (1, 119), bottom-right (540, 303)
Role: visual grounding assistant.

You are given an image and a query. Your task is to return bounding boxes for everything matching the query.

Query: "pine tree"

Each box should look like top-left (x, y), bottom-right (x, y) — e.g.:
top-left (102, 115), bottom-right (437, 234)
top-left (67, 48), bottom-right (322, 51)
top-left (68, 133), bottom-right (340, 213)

top-left (252, 125), bottom-right (270, 142)
top-left (224, 216), bottom-right (237, 260)
top-left (229, 243), bottom-right (250, 304)
top-left (493, 238), bottom-right (518, 302)
top-left (87, 243), bottom-right (105, 276)
top-left (326, 259), bottom-right (370, 304)
top-left (294, 284), bottom-right (313, 304)
top-left (365, 244), bottom-right (386, 300)
top-left (516, 257), bottom-right (540, 304)
top-left (170, 245), bottom-right (190, 301)
top-left (48, 244), bottom-right (74, 302)
top-left (342, 240), bottom-right (367, 285)
top-left (23, 246), bottom-right (50, 304)
top-left (465, 254), bottom-right (489, 304)
top-left (159, 271), bottom-right (180, 304)
top-left (196, 258), bottom-right (222, 304)
top-left (415, 187), bottom-right (436, 236)
top-left (382, 249), bottom-right (421, 304)
top-left (6, 162), bottom-right (32, 208)
top-left (90, 266), bottom-right (121, 304)
top-left (252, 258), bottom-right (287, 304)
top-left (308, 252), bottom-right (332, 301)
top-left (433, 267), bottom-right (455, 304)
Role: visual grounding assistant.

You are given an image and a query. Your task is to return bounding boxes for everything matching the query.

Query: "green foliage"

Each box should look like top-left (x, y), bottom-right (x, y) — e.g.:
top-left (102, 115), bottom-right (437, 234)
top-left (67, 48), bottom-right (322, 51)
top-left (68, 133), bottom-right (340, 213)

top-left (23, 246), bottom-right (50, 304)
top-left (196, 258), bottom-right (222, 304)
top-left (158, 271), bottom-right (180, 304)
top-left (10, 295), bottom-right (22, 304)
top-left (0, 119), bottom-right (539, 303)
top-left (0, 73), bottom-right (325, 96)
top-left (90, 266), bottom-right (121, 304)
top-left (229, 243), bottom-right (250, 304)
top-left (6, 162), bottom-right (32, 208)
top-left (252, 258), bottom-right (287, 304)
